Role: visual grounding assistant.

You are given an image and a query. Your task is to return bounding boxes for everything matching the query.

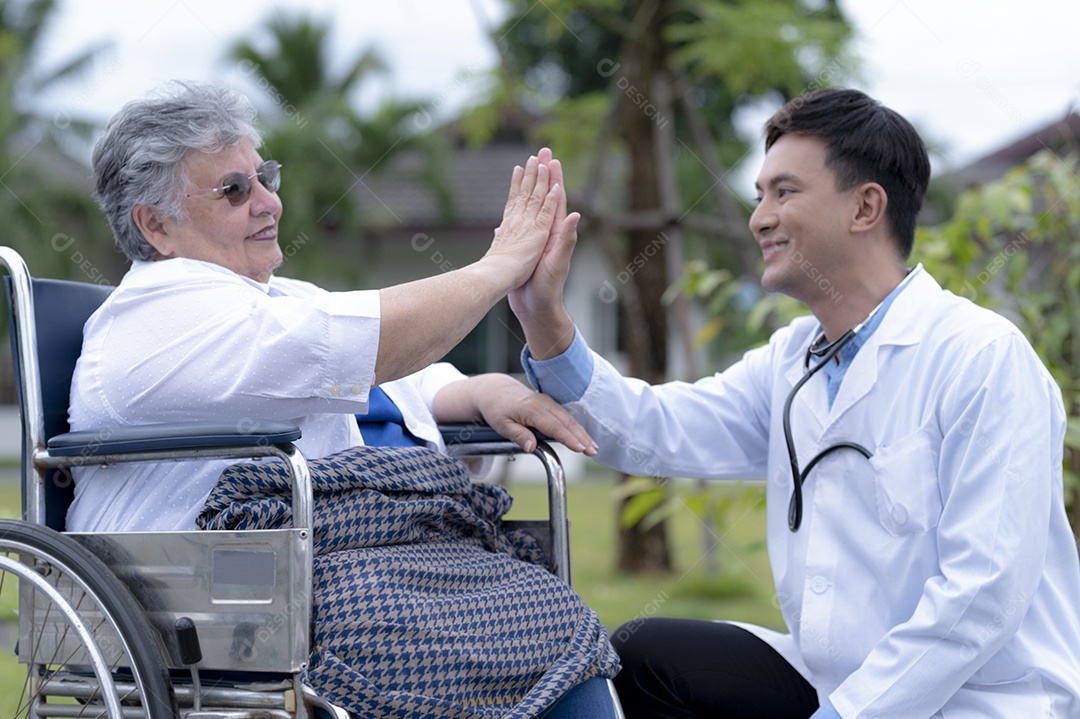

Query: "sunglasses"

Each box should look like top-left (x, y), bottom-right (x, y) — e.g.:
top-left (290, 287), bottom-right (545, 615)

top-left (185, 160), bottom-right (282, 206)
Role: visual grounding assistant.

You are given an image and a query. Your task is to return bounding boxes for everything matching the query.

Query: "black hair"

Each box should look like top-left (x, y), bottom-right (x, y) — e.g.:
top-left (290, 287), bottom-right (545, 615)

top-left (764, 87), bottom-right (930, 259)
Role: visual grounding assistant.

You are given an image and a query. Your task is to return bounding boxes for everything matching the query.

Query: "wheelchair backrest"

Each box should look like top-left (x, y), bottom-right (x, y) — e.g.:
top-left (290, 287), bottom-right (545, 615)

top-left (3, 271), bottom-right (112, 529)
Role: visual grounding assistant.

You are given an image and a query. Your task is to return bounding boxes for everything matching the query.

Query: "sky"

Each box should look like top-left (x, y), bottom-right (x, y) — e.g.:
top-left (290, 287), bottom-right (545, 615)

top-left (35, 0), bottom-right (1080, 193)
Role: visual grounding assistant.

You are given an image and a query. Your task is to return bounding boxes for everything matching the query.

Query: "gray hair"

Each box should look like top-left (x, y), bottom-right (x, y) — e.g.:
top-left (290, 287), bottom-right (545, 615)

top-left (91, 81), bottom-right (264, 261)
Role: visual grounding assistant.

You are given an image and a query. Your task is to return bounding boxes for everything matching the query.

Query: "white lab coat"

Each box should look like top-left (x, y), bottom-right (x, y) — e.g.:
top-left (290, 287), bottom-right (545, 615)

top-left (68, 258), bottom-right (467, 532)
top-left (565, 268), bottom-right (1080, 717)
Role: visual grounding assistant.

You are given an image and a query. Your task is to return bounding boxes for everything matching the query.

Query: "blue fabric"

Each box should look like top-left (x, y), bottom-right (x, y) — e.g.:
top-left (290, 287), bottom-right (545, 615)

top-left (810, 699), bottom-right (843, 719)
top-left (521, 326), bottom-right (594, 403)
top-left (821, 271), bottom-right (912, 407)
top-left (312, 679), bottom-right (620, 719)
top-left (313, 679), bottom-right (620, 719)
top-left (535, 677), bottom-right (619, 718)
top-left (354, 385), bottom-right (420, 447)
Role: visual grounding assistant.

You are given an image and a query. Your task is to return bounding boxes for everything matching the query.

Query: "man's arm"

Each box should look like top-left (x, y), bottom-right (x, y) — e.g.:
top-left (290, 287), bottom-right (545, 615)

top-left (507, 150), bottom-right (579, 362)
top-left (507, 150), bottom-right (774, 480)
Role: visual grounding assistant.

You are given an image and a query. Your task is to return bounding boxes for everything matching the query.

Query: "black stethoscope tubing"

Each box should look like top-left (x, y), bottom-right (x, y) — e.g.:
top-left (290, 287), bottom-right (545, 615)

top-left (781, 270), bottom-right (917, 532)
top-left (783, 329), bottom-right (873, 531)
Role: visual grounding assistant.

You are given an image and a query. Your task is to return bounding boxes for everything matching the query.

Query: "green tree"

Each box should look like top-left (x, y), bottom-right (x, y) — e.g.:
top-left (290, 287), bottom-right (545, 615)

top-left (227, 11), bottom-right (452, 285)
top-left (1, 0), bottom-right (104, 156)
top-left (0, 0), bottom-right (118, 402)
top-left (917, 148), bottom-right (1080, 539)
top-left (0, 0), bottom-right (115, 280)
top-left (468, 0), bottom-right (855, 572)
top-left (0, 0), bottom-right (119, 302)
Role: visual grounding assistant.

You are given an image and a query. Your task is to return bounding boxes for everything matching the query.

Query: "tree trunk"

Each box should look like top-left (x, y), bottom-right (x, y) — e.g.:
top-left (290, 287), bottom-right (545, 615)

top-left (615, 0), bottom-right (674, 574)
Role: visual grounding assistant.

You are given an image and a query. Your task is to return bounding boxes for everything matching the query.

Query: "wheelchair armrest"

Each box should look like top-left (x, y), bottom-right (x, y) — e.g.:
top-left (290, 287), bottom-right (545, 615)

top-left (38, 420), bottom-right (312, 531)
top-left (438, 423), bottom-right (571, 584)
top-left (46, 420), bottom-right (301, 456)
top-left (438, 423), bottom-right (552, 450)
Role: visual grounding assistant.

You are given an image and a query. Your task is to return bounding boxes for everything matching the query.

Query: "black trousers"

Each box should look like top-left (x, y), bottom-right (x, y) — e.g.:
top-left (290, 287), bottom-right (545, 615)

top-left (611, 618), bottom-right (819, 719)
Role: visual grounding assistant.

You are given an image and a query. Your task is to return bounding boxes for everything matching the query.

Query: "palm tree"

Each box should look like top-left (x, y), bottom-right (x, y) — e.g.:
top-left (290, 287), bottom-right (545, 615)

top-left (0, 0), bottom-right (117, 401)
top-left (227, 11), bottom-right (452, 285)
top-left (230, 12), bottom-right (386, 115)
top-left (0, 0), bottom-right (114, 276)
top-left (1, 0), bottom-right (107, 159)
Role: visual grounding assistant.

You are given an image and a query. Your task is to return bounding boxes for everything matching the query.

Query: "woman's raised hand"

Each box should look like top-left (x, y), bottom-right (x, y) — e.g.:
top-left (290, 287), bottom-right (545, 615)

top-left (484, 150), bottom-right (566, 290)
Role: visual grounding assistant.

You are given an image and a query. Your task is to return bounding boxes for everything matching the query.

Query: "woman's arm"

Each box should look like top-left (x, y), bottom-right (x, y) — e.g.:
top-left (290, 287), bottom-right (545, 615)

top-left (377, 153), bottom-right (577, 384)
top-left (431, 373), bottom-right (597, 455)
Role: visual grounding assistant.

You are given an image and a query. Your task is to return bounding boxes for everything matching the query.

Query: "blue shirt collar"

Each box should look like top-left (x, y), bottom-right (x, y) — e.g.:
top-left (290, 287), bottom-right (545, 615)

top-left (821, 268), bottom-right (915, 406)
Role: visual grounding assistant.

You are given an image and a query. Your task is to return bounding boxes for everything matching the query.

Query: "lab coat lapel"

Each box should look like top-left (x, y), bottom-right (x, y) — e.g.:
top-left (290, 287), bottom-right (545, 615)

top-left (828, 266), bottom-right (936, 421)
top-left (784, 351), bottom-right (832, 432)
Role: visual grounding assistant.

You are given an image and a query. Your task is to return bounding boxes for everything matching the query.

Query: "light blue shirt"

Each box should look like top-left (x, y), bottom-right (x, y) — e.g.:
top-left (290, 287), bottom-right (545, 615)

top-left (524, 273), bottom-right (914, 409)
top-left (819, 271), bottom-right (912, 407)
top-left (521, 327), bottom-right (594, 402)
top-left (811, 700), bottom-right (842, 719)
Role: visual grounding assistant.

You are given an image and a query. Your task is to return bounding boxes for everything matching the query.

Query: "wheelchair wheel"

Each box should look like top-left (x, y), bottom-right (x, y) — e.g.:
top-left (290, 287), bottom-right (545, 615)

top-left (0, 519), bottom-right (177, 719)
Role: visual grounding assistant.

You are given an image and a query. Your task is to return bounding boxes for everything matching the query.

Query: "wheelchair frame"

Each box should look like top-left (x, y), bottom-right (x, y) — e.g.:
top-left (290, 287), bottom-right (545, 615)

top-left (0, 246), bottom-right (577, 719)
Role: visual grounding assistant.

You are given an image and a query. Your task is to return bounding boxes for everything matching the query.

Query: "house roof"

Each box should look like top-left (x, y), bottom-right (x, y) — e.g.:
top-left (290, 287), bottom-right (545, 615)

top-left (944, 110), bottom-right (1080, 188)
top-left (353, 143), bottom-right (531, 231)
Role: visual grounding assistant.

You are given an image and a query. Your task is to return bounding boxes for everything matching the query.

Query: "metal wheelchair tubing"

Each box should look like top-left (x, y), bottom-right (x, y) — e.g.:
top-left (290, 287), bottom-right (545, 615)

top-left (0, 247), bottom-right (48, 525)
top-left (445, 438), bottom-right (570, 586)
top-left (0, 552), bottom-right (123, 718)
top-left (0, 519), bottom-right (179, 718)
top-left (33, 443), bottom-right (314, 533)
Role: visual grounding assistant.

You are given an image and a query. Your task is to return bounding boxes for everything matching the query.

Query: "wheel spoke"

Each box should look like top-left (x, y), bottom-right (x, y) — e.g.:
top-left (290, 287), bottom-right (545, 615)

top-left (0, 522), bottom-right (177, 718)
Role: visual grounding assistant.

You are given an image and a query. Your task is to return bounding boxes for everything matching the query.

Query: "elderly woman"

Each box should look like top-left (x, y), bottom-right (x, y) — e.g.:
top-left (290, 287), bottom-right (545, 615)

top-left (66, 81), bottom-right (596, 532)
top-left (67, 81), bottom-right (620, 719)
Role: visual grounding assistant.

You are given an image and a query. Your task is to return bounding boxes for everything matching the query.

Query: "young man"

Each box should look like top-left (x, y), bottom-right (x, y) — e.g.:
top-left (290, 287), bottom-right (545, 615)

top-left (511, 88), bottom-right (1080, 718)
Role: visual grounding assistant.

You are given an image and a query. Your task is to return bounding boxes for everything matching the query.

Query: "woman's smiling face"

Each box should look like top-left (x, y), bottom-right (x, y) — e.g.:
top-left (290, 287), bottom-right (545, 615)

top-left (154, 138), bottom-right (284, 283)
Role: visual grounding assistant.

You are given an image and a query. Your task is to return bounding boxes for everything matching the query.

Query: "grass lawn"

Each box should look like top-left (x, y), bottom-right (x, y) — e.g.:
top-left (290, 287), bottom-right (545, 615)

top-left (504, 469), bottom-right (783, 633)
top-left (0, 466), bottom-right (783, 713)
top-left (0, 479), bottom-right (25, 716)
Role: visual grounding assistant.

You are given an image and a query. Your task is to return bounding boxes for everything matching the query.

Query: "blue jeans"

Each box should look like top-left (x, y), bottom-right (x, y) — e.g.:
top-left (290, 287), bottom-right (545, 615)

top-left (314, 676), bottom-right (619, 718)
top-left (537, 677), bottom-right (620, 718)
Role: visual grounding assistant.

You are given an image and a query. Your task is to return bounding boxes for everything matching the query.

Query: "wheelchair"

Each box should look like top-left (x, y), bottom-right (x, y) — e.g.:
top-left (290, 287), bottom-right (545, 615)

top-left (0, 246), bottom-right (620, 718)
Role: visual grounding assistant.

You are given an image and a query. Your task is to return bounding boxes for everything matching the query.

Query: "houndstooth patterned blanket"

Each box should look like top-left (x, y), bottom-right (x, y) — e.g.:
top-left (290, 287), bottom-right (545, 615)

top-left (197, 445), bottom-right (620, 718)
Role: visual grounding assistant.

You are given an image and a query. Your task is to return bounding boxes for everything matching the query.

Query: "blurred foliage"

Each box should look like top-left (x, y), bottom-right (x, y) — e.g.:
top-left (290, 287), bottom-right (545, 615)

top-left (227, 10), bottom-right (453, 287)
top-left (667, 258), bottom-right (806, 365)
top-left (475, 0), bottom-right (855, 120)
top-left (611, 472), bottom-right (768, 582)
top-left (0, 0), bottom-right (119, 284)
top-left (1, 0), bottom-right (105, 157)
top-left (917, 149), bottom-right (1080, 536)
top-left (470, 0), bottom-right (856, 231)
top-left (230, 13), bottom-right (387, 110)
top-left (470, 0), bottom-right (856, 572)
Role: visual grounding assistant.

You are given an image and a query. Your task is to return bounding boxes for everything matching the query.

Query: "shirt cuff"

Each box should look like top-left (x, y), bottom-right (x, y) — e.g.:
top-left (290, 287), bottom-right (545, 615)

top-left (520, 326), bottom-right (594, 404)
top-left (810, 700), bottom-right (842, 719)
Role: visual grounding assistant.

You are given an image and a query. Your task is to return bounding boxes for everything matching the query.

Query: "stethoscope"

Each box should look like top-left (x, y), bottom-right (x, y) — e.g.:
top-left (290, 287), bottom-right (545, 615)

top-left (782, 270), bottom-right (915, 532)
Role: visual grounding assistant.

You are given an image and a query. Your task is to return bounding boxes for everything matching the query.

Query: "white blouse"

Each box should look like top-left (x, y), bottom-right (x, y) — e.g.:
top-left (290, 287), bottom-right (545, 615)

top-left (67, 258), bottom-right (464, 531)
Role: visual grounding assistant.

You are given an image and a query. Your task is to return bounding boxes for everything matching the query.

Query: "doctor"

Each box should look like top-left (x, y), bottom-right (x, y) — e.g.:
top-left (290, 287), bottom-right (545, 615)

top-left (511, 87), bottom-right (1080, 718)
